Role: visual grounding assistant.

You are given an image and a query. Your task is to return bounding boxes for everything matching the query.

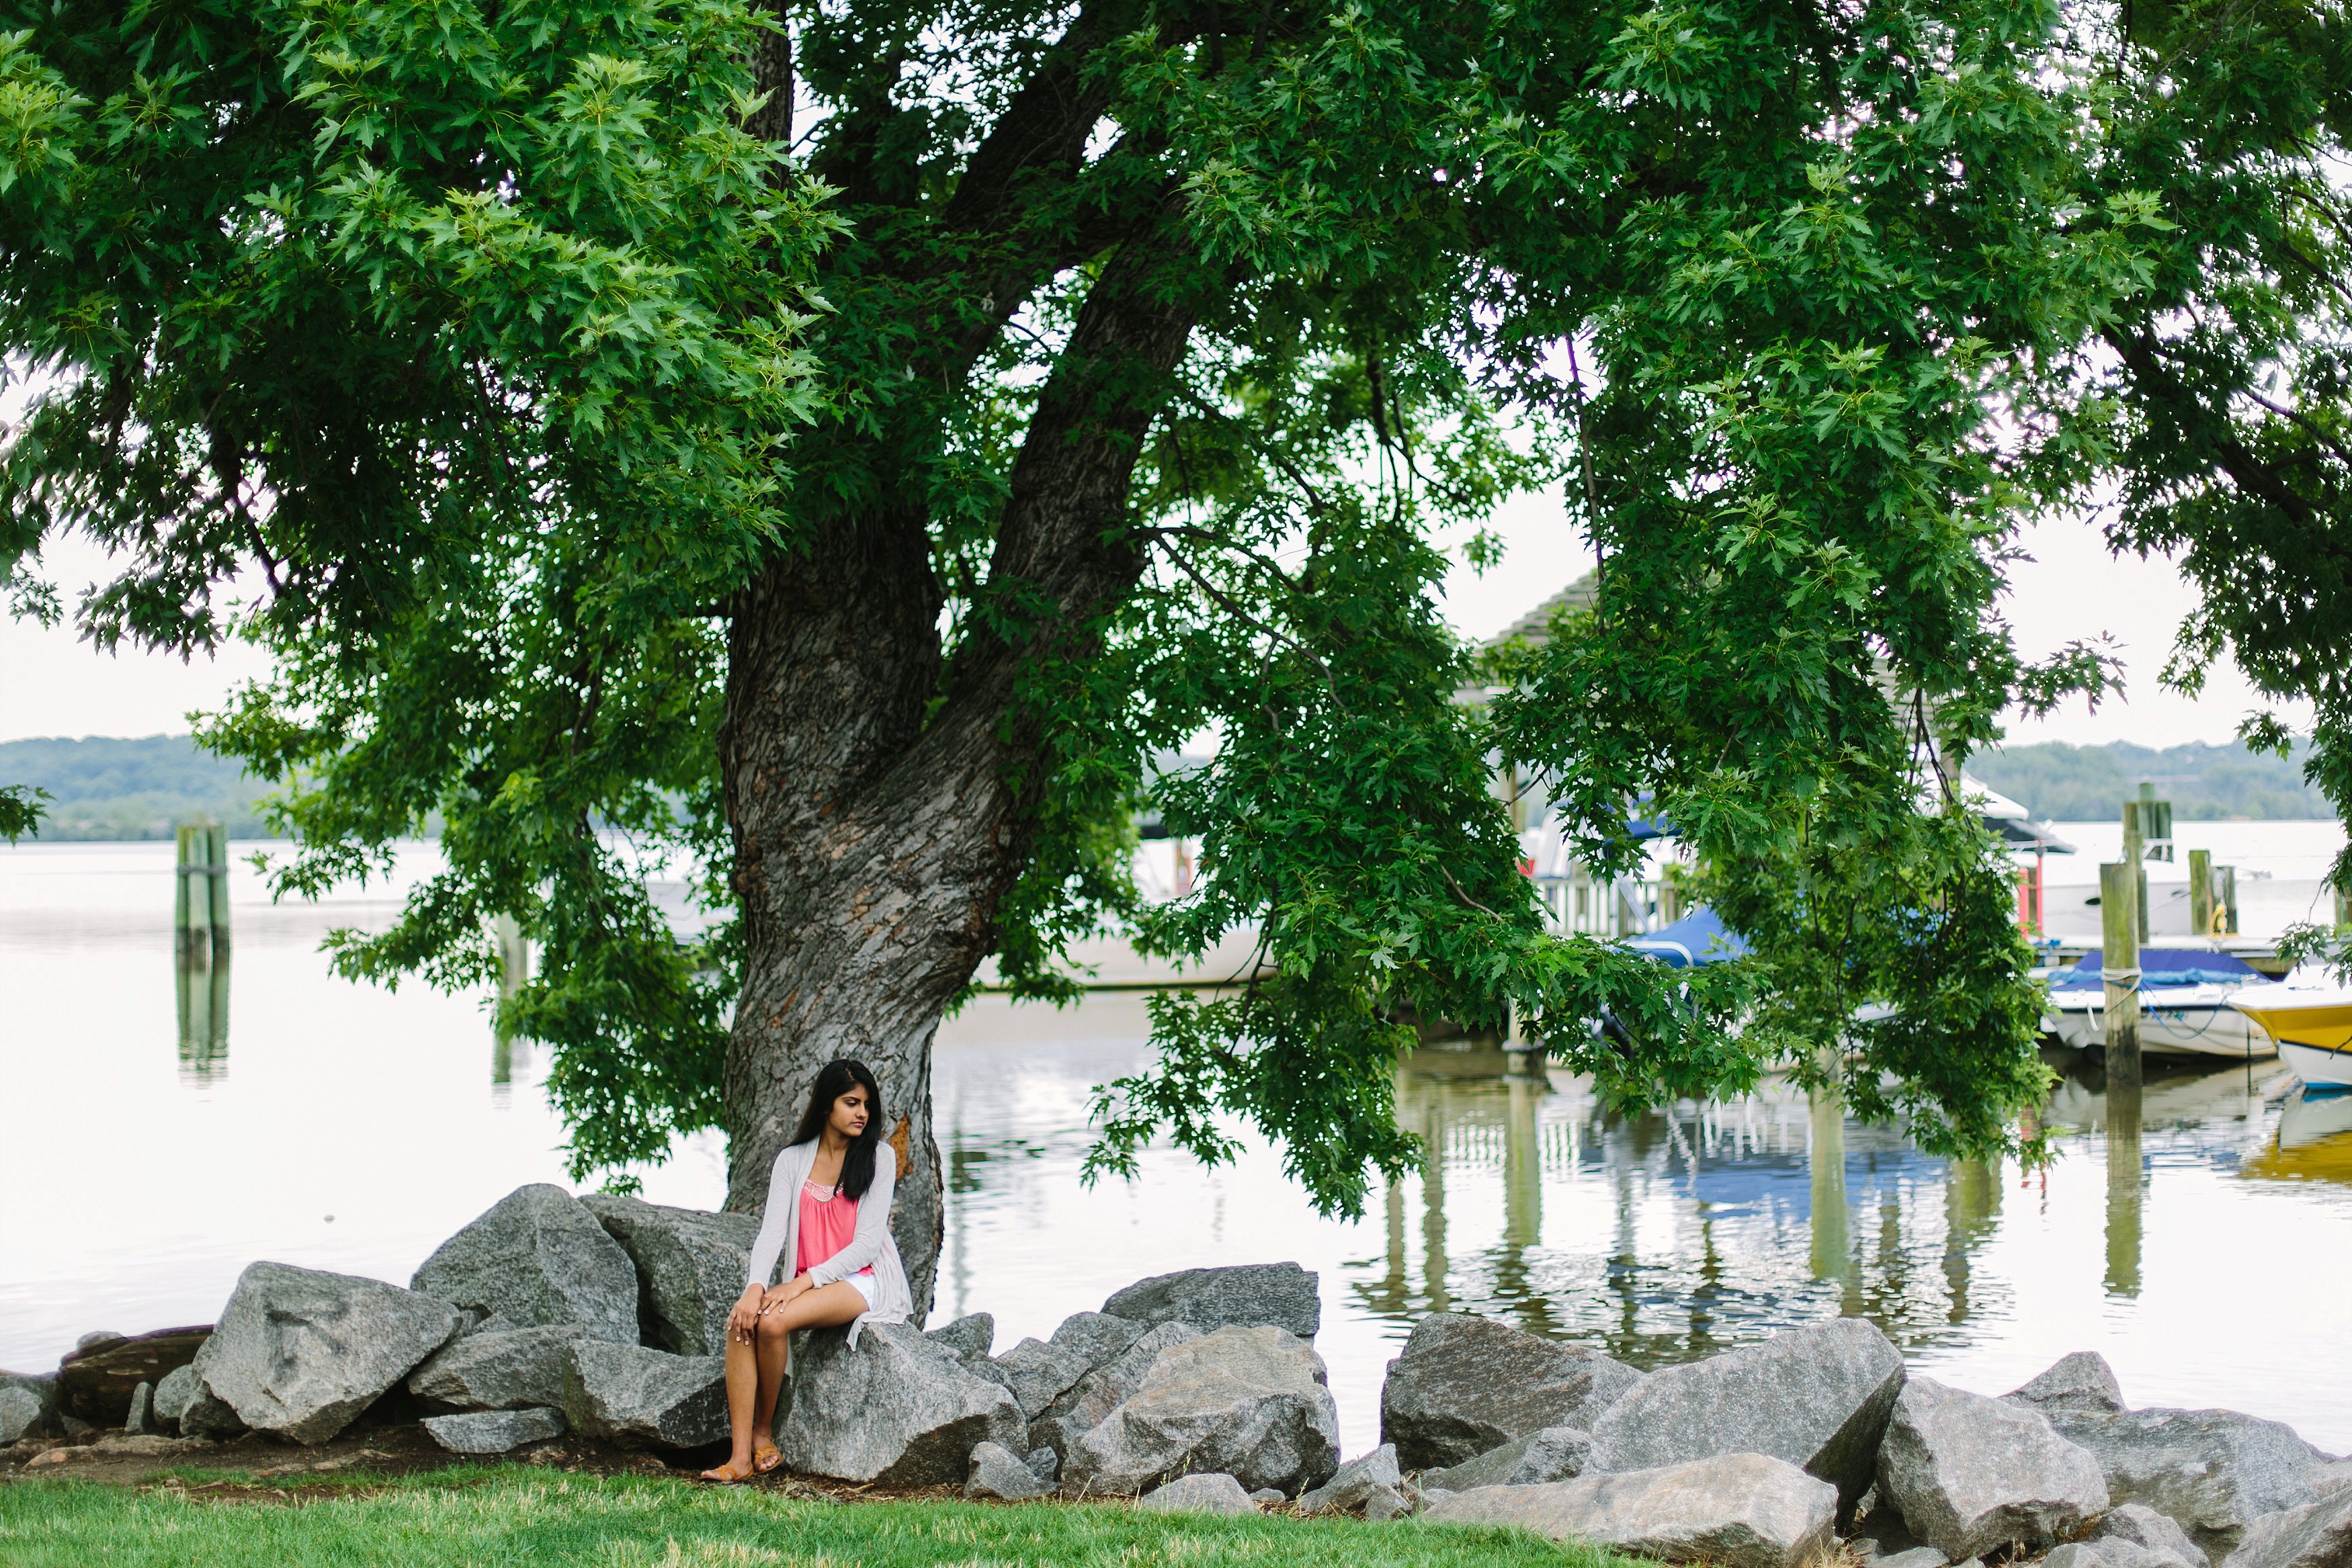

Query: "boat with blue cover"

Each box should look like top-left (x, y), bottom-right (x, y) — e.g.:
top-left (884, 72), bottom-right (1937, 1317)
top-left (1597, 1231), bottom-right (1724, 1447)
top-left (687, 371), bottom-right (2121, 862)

top-left (2042, 948), bottom-right (2279, 1059)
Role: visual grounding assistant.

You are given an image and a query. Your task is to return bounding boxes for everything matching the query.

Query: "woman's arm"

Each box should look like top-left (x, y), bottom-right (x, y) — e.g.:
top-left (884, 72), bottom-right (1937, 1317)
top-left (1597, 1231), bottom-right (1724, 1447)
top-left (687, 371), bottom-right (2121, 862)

top-left (804, 1156), bottom-right (893, 1285)
top-left (743, 1144), bottom-right (798, 1293)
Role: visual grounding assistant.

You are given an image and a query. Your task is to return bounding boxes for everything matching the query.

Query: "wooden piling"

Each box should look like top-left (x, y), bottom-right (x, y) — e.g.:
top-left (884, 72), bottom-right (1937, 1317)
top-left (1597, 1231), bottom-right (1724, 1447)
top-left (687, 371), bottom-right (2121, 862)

top-left (2189, 848), bottom-right (2214, 937)
top-left (2099, 860), bottom-right (2142, 1088)
top-left (205, 822), bottom-right (231, 949)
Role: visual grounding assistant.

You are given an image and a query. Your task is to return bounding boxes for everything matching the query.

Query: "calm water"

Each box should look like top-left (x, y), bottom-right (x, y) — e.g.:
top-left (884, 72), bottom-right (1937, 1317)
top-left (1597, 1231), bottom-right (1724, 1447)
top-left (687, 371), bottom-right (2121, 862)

top-left (6, 840), bottom-right (2352, 1455)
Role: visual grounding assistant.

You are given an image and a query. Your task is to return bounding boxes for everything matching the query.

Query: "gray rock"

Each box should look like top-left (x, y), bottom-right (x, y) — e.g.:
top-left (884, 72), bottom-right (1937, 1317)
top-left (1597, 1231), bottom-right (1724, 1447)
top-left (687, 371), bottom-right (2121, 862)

top-left (1421, 1425), bottom-right (1592, 1492)
top-left (0, 1385), bottom-right (44, 1445)
top-left (560, 1341), bottom-right (726, 1448)
top-left (1103, 1264), bottom-right (1320, 1342)
top-left (579, 1193), bottom-right (758, 1357)
top-left (2102, 1502), bottom-right (2214, 1568)
top-left (978, 1338), bottom-right (1097, 1421)
top-left (1297, 1442), bottom-right (1402, 1514)
top-left (2009, 1352), bottom-right (2128, 1415)
top-left (1138, 1472), bottom-right (1257, 1516)
top-left (423, 1406), bottom-right (567, 1455)
top-left (1032, 1321), bottom-right (1203, 1464)
top-left (1379, 1312), bottom-right (1642, 1471)
top-left (1363, 1481), bottom-right (1414, 1520)
top-left (2050, 1407), bottom-right (2324, 1559)
top-left (1048, 1312), bottom-right (1148, 1370)
top-left (1250, 1487), bottom-right (1285, 1504)
top-left (192, 1261), bottom-right (460, 1444)
top-left (1064, 1324), bottom-right (1339, 1498)
top-left (76, 1331), bottom-right (125, 1354)
top-left (1876, 1375), bottom-right (2109, 1560)
top-left (927, 1313), bottom-right (995, 1364)
top-left (409, 1325), bottom-right (585, 1411)
top-left (778, 1319), bottom-right (1027, 1485)
top-left (2312, 1461), bottom-right (2352, 1502)
top-left (412, 1185), bottom-right (639, 1344)
top-left (2050, 1542), bottom-right (2184, 1568)
top-left (179, 1379), bottom-right (247, 1440)
top-left (151, 1365), bottom-right (198, 1434)
top-left (1587, 1318), bottom-right (1904, 1508)
top-left (0, 1372), bottom-right (57, 1442)
top-left (124, 1381), bottom-right (153, 1436)
top-left (2221, 1493), bottom-right (2352, 1568)
top-left (1026, 1445), bottom-right (1060, 1484)
top-left (1871, 1549), bottom-right (1951, 1568)
top-left (966, 1439), bottom-right (1051, 1501)
top-left (1423, 1452), bottom-right (1840, 1568)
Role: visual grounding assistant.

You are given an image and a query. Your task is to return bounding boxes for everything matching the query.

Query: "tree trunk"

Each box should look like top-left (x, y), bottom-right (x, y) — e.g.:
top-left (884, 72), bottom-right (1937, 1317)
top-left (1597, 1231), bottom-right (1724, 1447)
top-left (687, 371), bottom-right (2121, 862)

top-left (718, 225), bottom-right (1200, 1313)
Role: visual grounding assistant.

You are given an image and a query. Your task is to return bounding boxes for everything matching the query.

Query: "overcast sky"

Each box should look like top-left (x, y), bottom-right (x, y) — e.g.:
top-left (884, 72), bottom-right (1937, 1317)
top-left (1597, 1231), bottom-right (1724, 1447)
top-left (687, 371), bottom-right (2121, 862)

top-left (0, 494), bottom-right (2306, 750)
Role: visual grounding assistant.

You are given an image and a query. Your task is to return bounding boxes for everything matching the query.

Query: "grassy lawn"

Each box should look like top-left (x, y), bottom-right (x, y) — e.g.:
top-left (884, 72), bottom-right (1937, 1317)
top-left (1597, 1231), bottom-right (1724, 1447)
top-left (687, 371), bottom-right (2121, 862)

top-left (0, 1467), bottom-right (1605, 1567)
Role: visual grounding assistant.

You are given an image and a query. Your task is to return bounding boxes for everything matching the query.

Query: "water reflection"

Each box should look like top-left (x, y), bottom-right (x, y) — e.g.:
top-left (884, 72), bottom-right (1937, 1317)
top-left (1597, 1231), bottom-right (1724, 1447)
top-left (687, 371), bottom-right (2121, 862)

top-left (1343, 1045), bottom-right (2293, 1373)
top-left (2244, 1089), bottom-right (2352, 1182)
top-left (174, 948), bottom-right (229, 1082)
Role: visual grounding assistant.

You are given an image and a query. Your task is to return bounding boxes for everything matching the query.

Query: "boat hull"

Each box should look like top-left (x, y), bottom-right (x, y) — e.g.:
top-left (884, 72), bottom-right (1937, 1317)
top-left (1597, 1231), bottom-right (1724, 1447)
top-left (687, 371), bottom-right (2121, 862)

top-left (2279, 1039), bottom-right (2352, 1088)
top-left (2232, 994), bottom-right (2352, 1051)
top-left (2046, 995), bottom-right (2277, 1059)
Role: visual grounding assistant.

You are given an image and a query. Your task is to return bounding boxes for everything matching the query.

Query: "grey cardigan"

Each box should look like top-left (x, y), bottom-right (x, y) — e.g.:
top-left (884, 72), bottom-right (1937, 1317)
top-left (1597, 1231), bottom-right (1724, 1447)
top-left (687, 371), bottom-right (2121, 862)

top-left (743, 1137), bottom-right (914, 1350)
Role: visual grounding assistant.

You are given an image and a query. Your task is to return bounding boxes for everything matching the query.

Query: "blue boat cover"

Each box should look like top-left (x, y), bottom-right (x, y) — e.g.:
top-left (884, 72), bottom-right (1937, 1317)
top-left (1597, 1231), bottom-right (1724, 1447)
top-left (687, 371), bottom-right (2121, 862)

top-left (2050, 947), bottom-right (2272, 990)
top-left (1627, 908), bottom-right (1751, 969)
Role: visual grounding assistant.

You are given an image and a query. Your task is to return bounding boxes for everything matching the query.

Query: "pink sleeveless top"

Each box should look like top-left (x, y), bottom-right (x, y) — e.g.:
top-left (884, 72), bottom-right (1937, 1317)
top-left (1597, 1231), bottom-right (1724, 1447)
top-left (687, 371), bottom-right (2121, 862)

top-left (795, 1180), bottom-right (874, 1278)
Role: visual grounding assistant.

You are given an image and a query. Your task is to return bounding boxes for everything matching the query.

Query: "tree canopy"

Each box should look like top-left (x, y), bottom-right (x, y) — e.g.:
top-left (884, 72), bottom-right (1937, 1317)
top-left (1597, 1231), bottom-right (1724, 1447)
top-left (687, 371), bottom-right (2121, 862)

top-left (5, 0), bottom-right (2350, 1238)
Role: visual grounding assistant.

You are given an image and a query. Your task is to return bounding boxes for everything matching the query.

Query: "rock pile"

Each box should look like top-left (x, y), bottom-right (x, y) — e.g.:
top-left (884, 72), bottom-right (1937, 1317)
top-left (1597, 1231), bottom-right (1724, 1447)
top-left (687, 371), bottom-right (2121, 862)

top-left (11, 1182), bottom-right (2350, 1568)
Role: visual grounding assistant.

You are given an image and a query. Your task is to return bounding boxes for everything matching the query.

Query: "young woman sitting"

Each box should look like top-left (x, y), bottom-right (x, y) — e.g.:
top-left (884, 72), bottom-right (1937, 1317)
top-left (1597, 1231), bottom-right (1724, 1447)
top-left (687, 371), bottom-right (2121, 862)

top-left (699, 1057), bottom-right (914, 1483)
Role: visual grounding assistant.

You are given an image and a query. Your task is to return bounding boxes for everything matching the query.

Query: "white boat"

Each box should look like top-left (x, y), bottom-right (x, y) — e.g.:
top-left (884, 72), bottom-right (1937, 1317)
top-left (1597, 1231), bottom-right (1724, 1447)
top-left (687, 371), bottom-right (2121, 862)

top-left (2230, 979), bottom-right (2352, 1087)
top-left (2042, 949), bottom-right (2279, 1059)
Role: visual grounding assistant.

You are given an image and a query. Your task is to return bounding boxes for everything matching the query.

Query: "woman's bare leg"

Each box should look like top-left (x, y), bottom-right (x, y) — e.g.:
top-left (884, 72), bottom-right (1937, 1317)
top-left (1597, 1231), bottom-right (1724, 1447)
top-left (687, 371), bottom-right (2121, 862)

top-left (711, 1330), bottom-right (766, 1476)
top-left (750, 1316), bottom-right (791, 1437)
top-left (708, 1283), bottom-right (869, 1473)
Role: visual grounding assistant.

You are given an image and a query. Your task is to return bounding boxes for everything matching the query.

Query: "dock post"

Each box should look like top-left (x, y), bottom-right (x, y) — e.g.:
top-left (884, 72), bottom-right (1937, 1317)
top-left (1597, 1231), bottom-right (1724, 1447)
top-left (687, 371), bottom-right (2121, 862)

top-left (173, 824), bottom-right (212, 959)
top-left (2099, 861), bottom-right (2142, 1089)
top-left (2189, 848), bottom-right (2215, 937)
top-left (1808, 1045), bottom-right (1849, 1284)
top-left (2220, 865), bottom-right (2239, 934)
top-left (204, 822), bottom-right (230, 954)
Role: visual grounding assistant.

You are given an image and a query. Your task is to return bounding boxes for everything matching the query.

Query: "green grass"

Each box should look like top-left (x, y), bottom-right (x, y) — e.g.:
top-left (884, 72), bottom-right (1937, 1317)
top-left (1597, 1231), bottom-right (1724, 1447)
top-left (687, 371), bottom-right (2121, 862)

top-left (0, 1467), bottom-right (1605, 1567)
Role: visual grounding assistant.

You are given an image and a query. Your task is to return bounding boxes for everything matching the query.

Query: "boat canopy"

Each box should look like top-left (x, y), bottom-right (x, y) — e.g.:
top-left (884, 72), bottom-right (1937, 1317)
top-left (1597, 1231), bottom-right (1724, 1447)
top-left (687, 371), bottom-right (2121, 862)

top-left (2050, 948), bottom-right (2273, 990)
top-left (1626, 908), bottom-right (1751, 969)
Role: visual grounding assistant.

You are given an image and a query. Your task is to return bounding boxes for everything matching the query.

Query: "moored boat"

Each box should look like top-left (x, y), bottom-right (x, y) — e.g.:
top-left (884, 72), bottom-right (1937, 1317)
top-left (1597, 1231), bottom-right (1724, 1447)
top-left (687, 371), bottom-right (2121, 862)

top-left (2043, 948), bottom-right (2279, 1059)
top-left (2230, 979), bottom-right (2352, 1086)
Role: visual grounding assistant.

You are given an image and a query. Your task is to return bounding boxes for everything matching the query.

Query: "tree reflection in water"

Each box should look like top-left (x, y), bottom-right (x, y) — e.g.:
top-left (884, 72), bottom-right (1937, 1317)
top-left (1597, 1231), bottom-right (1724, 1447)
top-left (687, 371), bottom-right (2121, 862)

top-left (1346, 1044), bottom-right (2254, 1370)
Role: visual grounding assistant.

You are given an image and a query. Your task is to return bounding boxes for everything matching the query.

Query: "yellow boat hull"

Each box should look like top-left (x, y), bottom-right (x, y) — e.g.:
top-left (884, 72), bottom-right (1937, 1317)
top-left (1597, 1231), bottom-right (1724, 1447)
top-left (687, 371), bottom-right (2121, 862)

top-left (2232, 997), bottom-right (2352, 1051)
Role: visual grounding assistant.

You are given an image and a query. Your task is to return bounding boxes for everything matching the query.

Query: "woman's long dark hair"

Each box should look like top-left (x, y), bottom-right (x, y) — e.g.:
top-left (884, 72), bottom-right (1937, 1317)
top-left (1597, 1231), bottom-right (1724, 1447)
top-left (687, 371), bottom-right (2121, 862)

top-left (790, 1058), bottom-right (885, 1203)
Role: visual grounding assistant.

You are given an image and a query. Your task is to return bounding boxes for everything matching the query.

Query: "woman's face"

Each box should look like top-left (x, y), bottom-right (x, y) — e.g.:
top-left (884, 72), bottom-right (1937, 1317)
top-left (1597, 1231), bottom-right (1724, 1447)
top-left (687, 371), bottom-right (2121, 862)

top-left (829, 1084), bottom-right (870, 1142)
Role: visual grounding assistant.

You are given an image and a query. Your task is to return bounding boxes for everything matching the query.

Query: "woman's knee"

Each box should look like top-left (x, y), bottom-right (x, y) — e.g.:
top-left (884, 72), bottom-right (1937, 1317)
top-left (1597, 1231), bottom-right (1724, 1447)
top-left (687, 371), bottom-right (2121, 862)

top-left (755, 1310), bottom-right (792, 1344)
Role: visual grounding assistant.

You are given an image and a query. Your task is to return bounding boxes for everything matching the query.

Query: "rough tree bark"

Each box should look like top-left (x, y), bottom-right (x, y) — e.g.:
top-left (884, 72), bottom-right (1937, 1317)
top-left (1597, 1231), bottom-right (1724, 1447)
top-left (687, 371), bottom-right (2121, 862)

top-left (718, 220), bottom-right (1200, 1313)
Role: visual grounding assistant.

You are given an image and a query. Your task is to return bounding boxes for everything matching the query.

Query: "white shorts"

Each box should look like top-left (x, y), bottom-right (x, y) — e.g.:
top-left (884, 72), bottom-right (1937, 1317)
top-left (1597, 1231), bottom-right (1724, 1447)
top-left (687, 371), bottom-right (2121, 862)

top-left (844, 1272), bottom-right (879, 1309)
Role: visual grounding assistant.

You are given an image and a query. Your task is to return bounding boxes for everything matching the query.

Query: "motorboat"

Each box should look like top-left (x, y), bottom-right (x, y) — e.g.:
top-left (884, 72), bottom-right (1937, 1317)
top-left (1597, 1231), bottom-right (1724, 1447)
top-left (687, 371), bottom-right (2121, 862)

top-left (2042, 948), bottom-right (2279, 1059)
top-left (2230, 977), bottom-right (2352, 1087)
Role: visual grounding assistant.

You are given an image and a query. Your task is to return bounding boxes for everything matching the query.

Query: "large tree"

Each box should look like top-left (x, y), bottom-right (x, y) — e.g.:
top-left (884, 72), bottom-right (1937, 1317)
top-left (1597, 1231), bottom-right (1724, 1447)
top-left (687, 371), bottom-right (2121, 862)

top-left (5, 0), bottom-right (2346, 1309)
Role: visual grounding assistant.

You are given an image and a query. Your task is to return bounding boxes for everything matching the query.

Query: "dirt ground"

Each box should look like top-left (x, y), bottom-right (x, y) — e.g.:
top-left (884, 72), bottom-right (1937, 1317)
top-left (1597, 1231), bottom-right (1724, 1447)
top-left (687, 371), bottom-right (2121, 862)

top-left (0, 1416), bottom-right (964, 1504)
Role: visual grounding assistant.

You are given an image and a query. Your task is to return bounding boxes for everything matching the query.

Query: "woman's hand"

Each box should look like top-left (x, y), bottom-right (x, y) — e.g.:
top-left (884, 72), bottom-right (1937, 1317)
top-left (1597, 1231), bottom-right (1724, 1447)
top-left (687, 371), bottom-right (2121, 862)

top-left (761, 1274), bottom-right (812, 1315)
top-left (726, 1286), bottom-right (765, 1344)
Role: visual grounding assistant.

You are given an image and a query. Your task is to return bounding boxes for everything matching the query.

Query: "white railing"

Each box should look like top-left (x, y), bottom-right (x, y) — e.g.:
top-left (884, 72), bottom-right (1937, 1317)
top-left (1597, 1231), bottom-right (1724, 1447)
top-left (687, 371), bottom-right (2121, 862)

top-left (1531, 873), bottom-right (1683, 938)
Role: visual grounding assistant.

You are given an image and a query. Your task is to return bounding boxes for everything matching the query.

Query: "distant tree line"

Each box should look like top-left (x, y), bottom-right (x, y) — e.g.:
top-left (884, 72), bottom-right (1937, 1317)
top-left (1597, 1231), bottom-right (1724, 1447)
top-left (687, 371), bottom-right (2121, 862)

top-left (1971, 741), bottom-right (2333, 822)
top-left (0, 736), bottom-right (274, 840)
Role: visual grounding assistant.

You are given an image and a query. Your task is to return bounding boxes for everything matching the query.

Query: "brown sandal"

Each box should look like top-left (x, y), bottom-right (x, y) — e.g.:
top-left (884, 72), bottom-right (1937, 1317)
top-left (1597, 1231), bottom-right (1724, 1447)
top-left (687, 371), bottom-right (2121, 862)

top-left (700, 1458), bottom-right (760, 1485)
top-left (753, 1442), bottom-right (783, 1475)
